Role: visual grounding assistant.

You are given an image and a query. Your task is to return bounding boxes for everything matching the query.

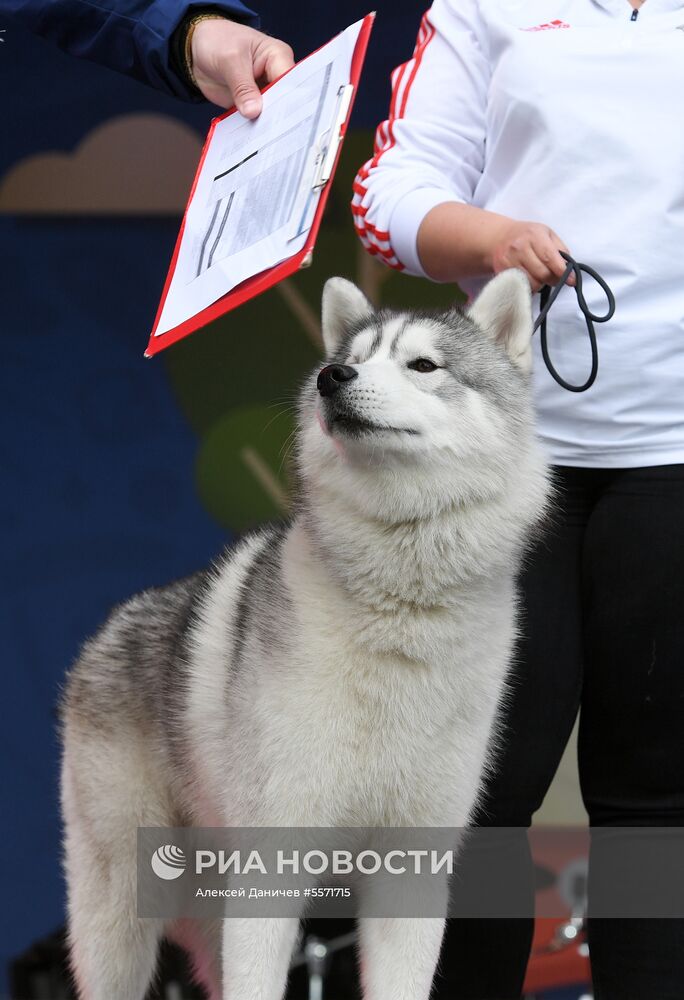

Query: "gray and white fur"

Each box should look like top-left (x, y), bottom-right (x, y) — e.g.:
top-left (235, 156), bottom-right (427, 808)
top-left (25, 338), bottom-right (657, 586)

top-left (61, 269), bottom-right (550, 1000)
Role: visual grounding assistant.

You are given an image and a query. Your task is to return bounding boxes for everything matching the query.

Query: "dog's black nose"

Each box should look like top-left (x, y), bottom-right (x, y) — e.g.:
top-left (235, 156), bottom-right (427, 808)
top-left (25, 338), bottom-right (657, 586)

top-left (317, 364), bottom-right (358, 398)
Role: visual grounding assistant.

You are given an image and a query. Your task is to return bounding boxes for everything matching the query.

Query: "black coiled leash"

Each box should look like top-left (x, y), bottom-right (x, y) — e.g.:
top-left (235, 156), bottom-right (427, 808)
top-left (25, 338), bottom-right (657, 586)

top-left (532, 251), bottom-right (616, 392)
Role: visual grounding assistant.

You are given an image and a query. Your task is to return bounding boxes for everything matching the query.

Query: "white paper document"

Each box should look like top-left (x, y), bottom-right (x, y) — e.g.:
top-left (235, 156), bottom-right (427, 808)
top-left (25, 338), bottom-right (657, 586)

top-left (154, 18), bottom-right (364, 337)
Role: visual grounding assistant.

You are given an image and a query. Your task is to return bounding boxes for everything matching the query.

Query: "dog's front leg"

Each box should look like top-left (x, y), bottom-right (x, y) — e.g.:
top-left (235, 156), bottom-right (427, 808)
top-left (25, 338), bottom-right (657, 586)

top-left (221, 917), bottom-right (300, 1000)
top-left (358, 917), bottom-right (445, 1000)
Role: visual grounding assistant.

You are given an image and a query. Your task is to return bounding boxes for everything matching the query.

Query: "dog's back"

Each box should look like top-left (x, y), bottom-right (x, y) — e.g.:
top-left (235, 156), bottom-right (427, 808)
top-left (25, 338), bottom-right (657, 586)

top-left (64, 572), bottom-right (206, 739)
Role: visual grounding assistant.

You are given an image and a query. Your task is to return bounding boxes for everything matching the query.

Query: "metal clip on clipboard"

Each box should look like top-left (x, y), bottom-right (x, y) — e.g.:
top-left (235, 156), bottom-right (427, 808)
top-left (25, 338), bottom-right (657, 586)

top-left (314, 83), bottom-right (355, 189)
top-left (288, 83), bottom-right (355, 260)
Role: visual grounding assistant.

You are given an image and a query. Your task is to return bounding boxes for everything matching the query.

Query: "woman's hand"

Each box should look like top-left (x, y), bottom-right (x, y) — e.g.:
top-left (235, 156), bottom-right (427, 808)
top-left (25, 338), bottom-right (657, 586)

top-left (416, 203), bottom-right (574, 290)
top-left (489, 220), bottom-right (574, 291)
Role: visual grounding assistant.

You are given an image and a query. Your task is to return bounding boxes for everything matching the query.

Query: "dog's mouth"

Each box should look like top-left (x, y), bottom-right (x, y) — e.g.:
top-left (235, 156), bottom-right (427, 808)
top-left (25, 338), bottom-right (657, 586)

top-left (330, 414), bottom-right (418, 437)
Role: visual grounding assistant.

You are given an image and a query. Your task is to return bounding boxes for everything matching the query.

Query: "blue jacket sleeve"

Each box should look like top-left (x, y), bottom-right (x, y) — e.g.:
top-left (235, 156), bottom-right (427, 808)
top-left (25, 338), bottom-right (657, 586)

top-left (3, 0), bottom-right (260, 101)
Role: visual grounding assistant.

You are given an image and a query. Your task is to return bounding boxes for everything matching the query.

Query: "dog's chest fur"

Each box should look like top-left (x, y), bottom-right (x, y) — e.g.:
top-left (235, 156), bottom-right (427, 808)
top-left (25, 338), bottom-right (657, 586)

top-left (181, 492), bottom-right (521, 830)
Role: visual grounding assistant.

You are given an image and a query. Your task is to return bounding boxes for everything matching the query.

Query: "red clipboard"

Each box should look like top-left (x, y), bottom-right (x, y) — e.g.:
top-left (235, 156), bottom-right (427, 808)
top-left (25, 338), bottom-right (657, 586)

top-left (146, 13), bottom-right (375, 357)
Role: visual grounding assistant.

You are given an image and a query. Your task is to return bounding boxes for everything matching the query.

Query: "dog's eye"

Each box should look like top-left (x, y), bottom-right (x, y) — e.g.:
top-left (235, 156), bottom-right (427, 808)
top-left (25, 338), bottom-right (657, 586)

top-left (407, 358), bottom-right (438, 373)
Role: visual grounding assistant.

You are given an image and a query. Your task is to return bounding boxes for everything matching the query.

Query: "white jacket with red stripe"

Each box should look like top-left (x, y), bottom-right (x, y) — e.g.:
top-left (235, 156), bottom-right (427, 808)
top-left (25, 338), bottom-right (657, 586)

top-left (353, 0), bottom-right (684, 468)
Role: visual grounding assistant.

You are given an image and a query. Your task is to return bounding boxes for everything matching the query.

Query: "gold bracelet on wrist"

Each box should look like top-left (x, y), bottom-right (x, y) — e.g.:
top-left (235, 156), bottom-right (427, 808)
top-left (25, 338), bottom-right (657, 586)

top-left (183, 12), bottom-right (227, 89)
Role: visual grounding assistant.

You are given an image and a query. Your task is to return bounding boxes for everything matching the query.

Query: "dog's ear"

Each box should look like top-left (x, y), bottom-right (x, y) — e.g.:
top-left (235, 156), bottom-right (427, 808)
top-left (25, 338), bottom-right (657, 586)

top-left (321, 278), bottom-right (374, 357)
top-left (467, 269), bottom-right (533, 372)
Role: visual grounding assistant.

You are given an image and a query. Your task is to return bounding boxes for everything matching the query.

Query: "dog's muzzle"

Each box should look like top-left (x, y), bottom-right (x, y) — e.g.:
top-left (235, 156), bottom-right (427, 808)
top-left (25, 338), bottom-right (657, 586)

top-left (317, 364), bottom-right (358, 398)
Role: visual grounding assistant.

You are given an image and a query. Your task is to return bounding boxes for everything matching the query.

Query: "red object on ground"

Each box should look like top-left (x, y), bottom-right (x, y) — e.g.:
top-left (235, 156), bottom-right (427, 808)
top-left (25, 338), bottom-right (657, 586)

top-left (524, 918), bottom-right (591, 994)
top-left (524, 828), bottom-right (592, 994)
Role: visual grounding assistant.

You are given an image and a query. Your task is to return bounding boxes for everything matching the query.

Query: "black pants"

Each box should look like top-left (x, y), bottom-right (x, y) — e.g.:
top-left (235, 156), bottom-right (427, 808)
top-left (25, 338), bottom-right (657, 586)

top-left (435, 464), bottom-right (684, 1000)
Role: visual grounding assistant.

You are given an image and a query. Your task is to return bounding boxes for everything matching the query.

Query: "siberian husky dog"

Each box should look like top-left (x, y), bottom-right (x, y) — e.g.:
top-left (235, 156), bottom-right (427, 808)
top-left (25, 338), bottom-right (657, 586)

top-left (61, 270), bottom-right (549, 1000)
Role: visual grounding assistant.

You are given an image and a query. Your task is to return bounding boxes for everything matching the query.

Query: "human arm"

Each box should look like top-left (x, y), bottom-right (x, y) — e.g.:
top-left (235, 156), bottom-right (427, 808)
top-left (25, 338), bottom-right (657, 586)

top-left (2, 0), bottom-right (292, 108)
top-left (352, 0), bottom-right (570, 290)
top-left (417, 204), bottom-right (572, 292)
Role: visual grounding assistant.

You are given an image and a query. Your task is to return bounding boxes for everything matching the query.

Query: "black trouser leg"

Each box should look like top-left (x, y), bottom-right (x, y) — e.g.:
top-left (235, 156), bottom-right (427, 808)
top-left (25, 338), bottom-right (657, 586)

top-left (435, 467), bottom-right (589, 999)
top-left (578, 465), bottom-right (684, 1000)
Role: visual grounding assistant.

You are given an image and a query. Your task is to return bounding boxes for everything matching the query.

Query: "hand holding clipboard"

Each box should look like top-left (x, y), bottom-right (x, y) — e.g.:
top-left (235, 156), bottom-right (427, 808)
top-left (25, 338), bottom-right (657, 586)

top-left (147, 15), bottom-right (375, 357)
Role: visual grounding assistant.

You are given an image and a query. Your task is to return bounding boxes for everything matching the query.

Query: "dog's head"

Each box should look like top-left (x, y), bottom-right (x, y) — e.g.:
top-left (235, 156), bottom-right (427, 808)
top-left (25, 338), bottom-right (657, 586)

top-left (297, 270), bottom-right (544, 521)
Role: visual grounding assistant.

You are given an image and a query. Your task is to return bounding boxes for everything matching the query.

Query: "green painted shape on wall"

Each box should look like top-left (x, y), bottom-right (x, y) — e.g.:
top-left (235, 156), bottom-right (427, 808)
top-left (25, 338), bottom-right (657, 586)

top-left (196, 404), bottom-right (296, 532)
